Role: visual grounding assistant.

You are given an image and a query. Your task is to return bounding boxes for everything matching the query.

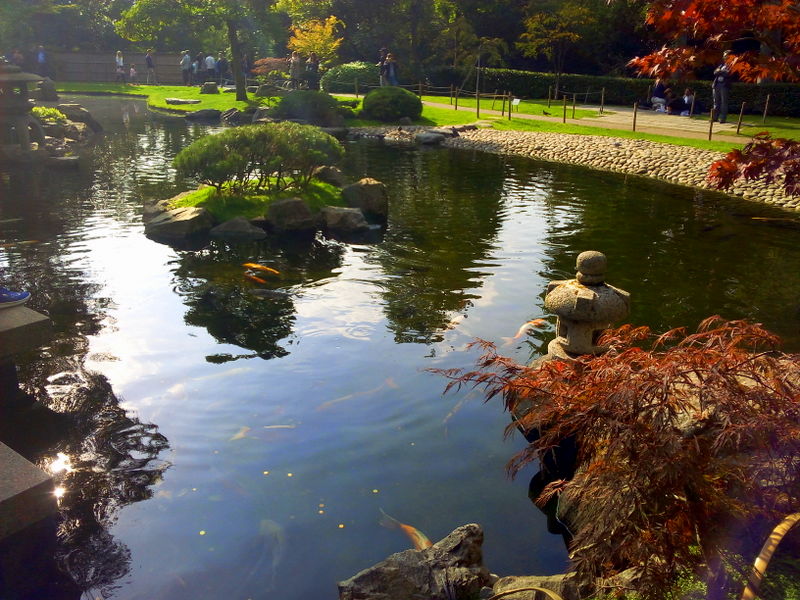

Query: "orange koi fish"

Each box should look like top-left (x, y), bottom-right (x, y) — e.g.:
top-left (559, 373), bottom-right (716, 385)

top-left (379, 509), bottom-right (433, 550)
top-left (502, 318), bottom-right (547, 346)
top-left (244, 273), bottom-right (267, 285)
top-left (243, 262), bottom-right (280, 275)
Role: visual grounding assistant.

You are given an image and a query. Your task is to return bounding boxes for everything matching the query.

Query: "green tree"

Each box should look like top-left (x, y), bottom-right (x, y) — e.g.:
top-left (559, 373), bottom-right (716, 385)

top-left (516, 0), bottom-right (596, 91)
top-left (116, 0), bottom-right (277, 101)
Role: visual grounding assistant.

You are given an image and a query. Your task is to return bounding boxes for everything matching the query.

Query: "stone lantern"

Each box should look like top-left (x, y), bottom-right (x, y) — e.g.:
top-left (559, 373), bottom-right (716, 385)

top-left (0, 60), bottom-right (46, 153)
top-left (542, 250), bottom-right (630, 360)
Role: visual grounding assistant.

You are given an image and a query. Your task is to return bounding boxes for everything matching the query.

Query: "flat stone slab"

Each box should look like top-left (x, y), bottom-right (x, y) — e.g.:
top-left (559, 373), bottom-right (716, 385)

top-left (0, 307), bottom-right (52, 359)
top-left (0, 442), bottom-right (56, 540)
top-left (165, 98), bottom-right (201, 105)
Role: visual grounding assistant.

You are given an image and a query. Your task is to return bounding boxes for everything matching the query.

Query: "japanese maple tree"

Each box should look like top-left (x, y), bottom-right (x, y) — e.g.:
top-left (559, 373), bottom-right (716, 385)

top-left (438, 317), bottom-right (800, 598)
top-left (628, 0), bottom-right (800, 196)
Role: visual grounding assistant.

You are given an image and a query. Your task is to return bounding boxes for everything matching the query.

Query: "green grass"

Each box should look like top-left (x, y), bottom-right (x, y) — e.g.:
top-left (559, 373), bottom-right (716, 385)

top-left (421, 94), bottom-right (602, 119)
top-left (170, 179), bottom-right (345, 222)
top-left (737, 114), bottom-right (800, 141)
top-left (491, 117), bottom-right (744, 153)
top-left (55, 82), bottom-right (269, 113)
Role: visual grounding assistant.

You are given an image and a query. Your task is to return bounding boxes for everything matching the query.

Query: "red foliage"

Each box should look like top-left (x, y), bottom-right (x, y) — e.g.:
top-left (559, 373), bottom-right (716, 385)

top-left (628, 0), bottom-right (800, 82)
top-left (709, 133), bottom-right (800, 197)
top-left (437, 317), bottom-right (800, 597)
top-left (251, 57), bottom-right (289, 76)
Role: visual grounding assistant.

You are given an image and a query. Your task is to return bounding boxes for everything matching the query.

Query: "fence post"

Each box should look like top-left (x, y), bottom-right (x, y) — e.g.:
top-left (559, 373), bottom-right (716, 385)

top-left (690, 95), bottom-right (696, 117)
top-left (762, 93), bottom-right (771, 124)
top-left (418, 81), bottom-right (423, 97)
top-left (562, 95), bottom-right (567, 123)
top-left (736, 102), bottom-right (746, 135)
top-left (501, 92), bottom-right (506, 116)
top-left (632, 101), bottom-right (638, 131)
top-left (355, 78), bottom-right (359, 98)
top-left (585, 87), bottom-right (590, 104)
top-left (476, 88), bottom-right (480, 119)
top-left (547, 85), bottom-right (552, 108)
top-left (572, 93), bottom-right (577, 119)
top-left (600, 87), bottom-right (605, 114)
top-left (508, 93), bottom-right (512, 121)
top-left (449, 84), bottom-right (453, 105)
top-left (708, 108), bottom-right (715, 140)
top-left (454, 88), bottom-right (459, 111)
top-left (491, 89), bottom-right (499, 110)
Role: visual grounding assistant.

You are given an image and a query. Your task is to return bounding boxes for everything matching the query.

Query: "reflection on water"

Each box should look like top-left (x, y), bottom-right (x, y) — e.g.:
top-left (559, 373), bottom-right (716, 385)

top-left (1, 96), bottom-right (800, 600)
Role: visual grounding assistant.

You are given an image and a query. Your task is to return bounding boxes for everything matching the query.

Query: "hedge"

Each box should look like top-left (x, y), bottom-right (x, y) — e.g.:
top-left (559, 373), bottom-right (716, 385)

top-left (426, 66), bottom-right (800, 117)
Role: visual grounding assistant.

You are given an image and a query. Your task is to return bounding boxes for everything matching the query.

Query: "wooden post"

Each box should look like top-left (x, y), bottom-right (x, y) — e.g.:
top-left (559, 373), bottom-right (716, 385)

top-left (708, 108), bottom-right (715, 140)
top-left (454, 87), bottom-right (459, 111)
top-left (475, 50), bottom-right (481, 119)
top-left (646, 84), bottom-right (652, 104)
top-left (690, 95), bottom-right (696, 117)
top-left (632, 101), bottom-right (638, 131)
top-left (355, 78), bottom-right (359, 98)
top-left (572, 93), bottom-right (577, 119)
top-left (547, 85), bottom-right (552, 108)
top-left (508, 93), bottom-right (512, 120)
top-left (562, 94), bottom-right (567, 123)
top-left (449, 84), bottom-right (453, 105)
top-left (418, 81), bottom-right (423, 97)
top-left (491, 89), bottom-right (499, 110)
top-left (762, 93), bottom-right (771, 124)
top-left (500, 92), bottom-right (506, 116)
top-left (600, 87), bottom-right (605, 114)
top-left (584, 87), bottom-right (590, 104)
top-left (736, 102), bottom-right (746, 135)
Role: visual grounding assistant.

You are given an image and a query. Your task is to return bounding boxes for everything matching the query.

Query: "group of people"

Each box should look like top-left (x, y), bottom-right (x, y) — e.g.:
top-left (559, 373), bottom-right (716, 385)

top-left (181, 51), bottom-right (233, 86)
top-left (377, 47), bottom-right (399, 86)
top-left (649, 52), bottom-right (733, 122)
top-left (3, 45), bottom-right (49, 77)
top-left (287, 51), bottom-right (320, 90)
top-left (113, 49), bottom-right (157, 84)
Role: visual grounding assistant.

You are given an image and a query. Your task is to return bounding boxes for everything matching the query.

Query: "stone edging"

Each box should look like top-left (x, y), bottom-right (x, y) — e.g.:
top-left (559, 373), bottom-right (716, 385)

top-left (440, 129), bottom-right (799, 212)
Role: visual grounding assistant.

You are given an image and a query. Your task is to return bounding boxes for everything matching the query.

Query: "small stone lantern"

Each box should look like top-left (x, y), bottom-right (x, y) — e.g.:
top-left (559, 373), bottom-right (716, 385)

top-left (543, 250), bottom-right (630, 360)
top-left (0, 60), bottom-right (46, 152)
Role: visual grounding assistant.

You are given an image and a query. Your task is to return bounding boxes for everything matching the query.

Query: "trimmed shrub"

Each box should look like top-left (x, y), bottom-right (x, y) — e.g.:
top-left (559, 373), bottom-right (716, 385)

top-left (32, 106), bottom-right (68, 125)
top-left (174, 122), bottom-right (344, 195)
top-left (320, 61), bottom-right (379, 94)
top-left (361, 87), bottom-right (422, 122)
top-left (428, 65), bottom-right (800, 117)
top-left (270, 90), bottom-right (342, 126)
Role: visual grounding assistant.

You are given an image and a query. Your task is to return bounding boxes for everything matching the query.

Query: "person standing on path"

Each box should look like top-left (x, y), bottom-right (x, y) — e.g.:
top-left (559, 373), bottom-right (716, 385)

top-left (216, 52), bottom-right (229, 84)
top-left (377, 47), bottom-right (388, 86)
top-left (180, 50), bottom-right (191, 85)
top-left (712, 50), bottom-right (733, 123)
top-left (114, 50), bottom-right (126, 83)
top-left (145, 49), bottom-right (158, 84)
top-left (289, 51), bottom-right (303, 89)
top-left (306, 52), bottom-right (320, 90)
top-left (385, 53), bottom-right (399, 86)
top-left (205, 53), bottom-right (216, 82)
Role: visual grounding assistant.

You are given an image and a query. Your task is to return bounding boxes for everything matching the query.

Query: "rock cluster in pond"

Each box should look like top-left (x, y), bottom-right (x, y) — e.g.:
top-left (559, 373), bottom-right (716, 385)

top-left (143, 171), bottom-right (388, 246)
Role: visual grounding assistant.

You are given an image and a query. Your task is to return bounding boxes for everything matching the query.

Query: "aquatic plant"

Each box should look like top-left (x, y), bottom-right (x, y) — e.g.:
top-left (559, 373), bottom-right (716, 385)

top-left (173, 122), bottom-right (343, 195)
top-left (437, 317), bottom-right (800, 599)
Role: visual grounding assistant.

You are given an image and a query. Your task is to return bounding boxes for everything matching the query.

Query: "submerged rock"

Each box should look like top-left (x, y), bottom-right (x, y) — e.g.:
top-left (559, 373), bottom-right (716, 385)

top-left (56, 103), bottom-right (103, 133)
top-left (338, 523), bottom-right (490, 600)
top-left (341, 178), bottom-right (389, 219)
top-left (185, 109), bottom-right (222, 121)
top-left (210, 217), bottom-right (267, 241)
top-left (320, 206), bottom-right (369, 234)
top-left (415, 131), bottom-right (446, 145)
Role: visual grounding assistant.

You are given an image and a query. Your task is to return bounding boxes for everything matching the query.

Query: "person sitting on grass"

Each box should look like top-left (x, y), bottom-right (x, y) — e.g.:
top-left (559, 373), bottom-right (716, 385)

top-left (651, 78), bottom-right (667, 111)
top-left (665, 88), bottom-right (687, 115)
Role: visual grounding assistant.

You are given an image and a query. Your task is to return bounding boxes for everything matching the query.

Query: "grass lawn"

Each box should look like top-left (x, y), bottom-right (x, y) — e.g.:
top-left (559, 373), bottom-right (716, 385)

top-left (490, 117), bottom-right (743, 153)
top-left (170, 179), bottom-right (345, 222)
top-left (55, 82), bottom-right (268, 113)
top-left (420, 94), bottom-right (602, 119)
top-left (737, 115), bottom-right (800, 141)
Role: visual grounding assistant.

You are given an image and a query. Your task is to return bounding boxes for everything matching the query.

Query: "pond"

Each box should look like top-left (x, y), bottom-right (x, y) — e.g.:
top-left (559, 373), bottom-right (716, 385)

top-left (2, 96), bottom-right (800, 600)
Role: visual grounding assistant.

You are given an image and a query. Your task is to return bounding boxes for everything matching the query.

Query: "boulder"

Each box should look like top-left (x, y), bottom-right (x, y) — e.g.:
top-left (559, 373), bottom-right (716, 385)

top-left (144, 206), bottom-right (214, 242)
top-left (36, 78), bottom-right (59, 101)
top-left (56, 104), bottom-right (103, 133)
top-left (210, 217), bottom-right (267, 241)
top-left (255, 84), bottom-right (279, 97)
top-left (398, 116), bottom-right (413, 125)
top-left (341, 178), bottom-right (389, 218)
top-left (185, 109), bottom-right (222, 121)
top-left (200, 82), bottom-right (219, 94)
top-left (165, 98), bottom-right (201, 105)
top-left (251, 107), bottom-right (274, 124)
top-left (266, 198), bottom-right (316, 232)
top-left (143, 190), bottom-right (194, 222)
top-left (312, 165), bottom-right (346, 187)
top-left (492, 574), bottom-right (585, 600)
top-left (63, 121), bottom-right (89, 141)
top-left (320, 207), bottom-right (369, 234)
top-left (415, 131), bottom-right (446, 145)
top-left (338, 524), bottom-right (490, 600)
top-left (221, 108), bottom-right (256, 125)
top-left (320, 127), bottom-right (348, 140)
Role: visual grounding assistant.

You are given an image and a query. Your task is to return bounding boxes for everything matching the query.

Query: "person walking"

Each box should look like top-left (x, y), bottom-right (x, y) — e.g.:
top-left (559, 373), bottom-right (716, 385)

top-left (377, 47), bottom-right (388, 86)
top-left (205, 53), bottom-right (216, 82)
top-left (145, 49), bottom-right (157, 84)
top-left (289, 51), bottom-right (303, 89)
top-left (180, 50), bottom-right (191, 85)
top-left (306, 52), bottom-right (320, 90)
top-left (216, 52), bottom-right (229, 84)
top-left (385, 53), bottom-right (399, 86)
top-left (712, 50), bottom-right (733, 123)
top-left (114, 50), bottom-right (126, 83)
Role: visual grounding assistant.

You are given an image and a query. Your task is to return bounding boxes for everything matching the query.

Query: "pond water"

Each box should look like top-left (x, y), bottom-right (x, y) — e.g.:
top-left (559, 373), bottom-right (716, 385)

top-left (2, 96), bottom-right (800, 600)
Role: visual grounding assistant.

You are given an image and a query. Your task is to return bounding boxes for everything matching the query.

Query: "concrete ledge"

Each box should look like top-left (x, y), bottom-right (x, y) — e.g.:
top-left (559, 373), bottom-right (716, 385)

top-left (0, 442), bottom-right (57, 540)
top-left (0, 306), bottom-right (52, 359)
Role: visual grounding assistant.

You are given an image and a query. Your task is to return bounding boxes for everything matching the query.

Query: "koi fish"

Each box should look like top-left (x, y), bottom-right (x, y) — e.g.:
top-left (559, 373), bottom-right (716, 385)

top-left (317, 378), bottom-right (398, 411)
top-left (262, 424), bottom-right (296, 430)
top-left (379, 509), bottom-right (433, 550)
top-left (0, 240), bottom-right (39, 248)
top-left (229, 426), bottom-right (251, 441)
top-left (244, 273), bottom-right (267, 285)
top-left (502, 318), bottom-right (547, 346)
top-left (243, 262), bottom-right (280, 275)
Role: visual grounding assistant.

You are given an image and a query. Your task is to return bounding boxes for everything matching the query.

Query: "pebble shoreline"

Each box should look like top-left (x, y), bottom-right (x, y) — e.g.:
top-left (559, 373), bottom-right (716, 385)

top-left (440, 129), bottom-right (798, 211)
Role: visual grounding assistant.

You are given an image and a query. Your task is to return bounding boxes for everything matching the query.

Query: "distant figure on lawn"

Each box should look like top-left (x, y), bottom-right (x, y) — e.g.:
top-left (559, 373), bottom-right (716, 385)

top-left (712, 50), bottom-right (733, 123)
top-left (384, 53), bottom-right (399, 86)
top-left (216, 52), bottom-right (229, 84)
top-left (205, 53), bottom-right (216, 82)
top-left (377, 47), bottom-right (388, 86)
top-left (289, 51), bottom-right (303, 89)
top-left (180, 50), bottom-right (191, 85)
top-left (129, 64), bottom-right (137, 83)
top-left (145, 49), bottom-right (157, 84)
top-left (306, 52), bottom-right (320, 90)
top-left (651, 78), bottom-right (667, 111)
top-left (114, 50), bottom-right (126, 83)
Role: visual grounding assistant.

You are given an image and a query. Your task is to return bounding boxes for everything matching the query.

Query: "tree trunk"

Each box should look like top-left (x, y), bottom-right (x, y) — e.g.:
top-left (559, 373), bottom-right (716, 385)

top-left (226, 19), bottom-right (247, 102)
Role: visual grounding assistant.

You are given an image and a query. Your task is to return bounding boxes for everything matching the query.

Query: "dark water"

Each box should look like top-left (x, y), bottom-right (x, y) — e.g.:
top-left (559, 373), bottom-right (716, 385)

top-left (2, 96), bottom-right (800, 600)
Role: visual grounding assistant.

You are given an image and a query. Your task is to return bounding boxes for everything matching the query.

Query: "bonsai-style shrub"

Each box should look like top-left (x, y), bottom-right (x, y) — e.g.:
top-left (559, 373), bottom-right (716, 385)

top-left (361, 87), bottom-right (422, 122)
top-left (173, 122), bottom-right (344, 195)
top-left (438, 317), bottom-right (800, 599)
top-left (320, 61), bottom-right (379, 94)
top-left (270, 90), bottom-right (342, 126)
top-left (32, 106), bottom-right (68, 125)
